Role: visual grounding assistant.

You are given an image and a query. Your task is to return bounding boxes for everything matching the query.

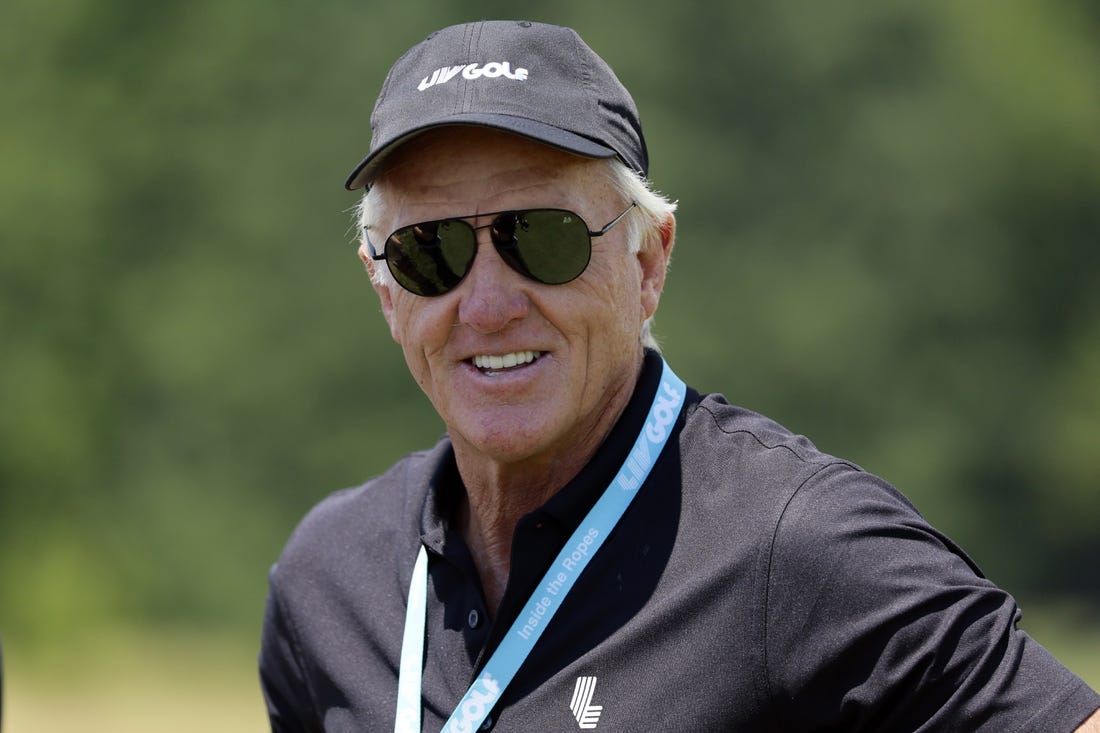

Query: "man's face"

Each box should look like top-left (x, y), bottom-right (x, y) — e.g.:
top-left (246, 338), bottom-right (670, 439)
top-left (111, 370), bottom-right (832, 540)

top-left (361, 128), bottom-right (667, 470)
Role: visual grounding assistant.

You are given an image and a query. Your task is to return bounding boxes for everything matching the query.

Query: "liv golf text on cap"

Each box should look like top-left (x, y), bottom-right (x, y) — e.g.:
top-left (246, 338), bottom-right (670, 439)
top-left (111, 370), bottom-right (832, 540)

top-left (344, 20), bottom-right (649, 190)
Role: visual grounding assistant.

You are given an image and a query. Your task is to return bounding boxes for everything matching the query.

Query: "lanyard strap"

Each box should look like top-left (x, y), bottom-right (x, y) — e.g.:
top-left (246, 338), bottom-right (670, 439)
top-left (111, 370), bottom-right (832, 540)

top-left (394, 547), bottom-right (429, 733)
top-left (395, 359), bottom-right (686, 733)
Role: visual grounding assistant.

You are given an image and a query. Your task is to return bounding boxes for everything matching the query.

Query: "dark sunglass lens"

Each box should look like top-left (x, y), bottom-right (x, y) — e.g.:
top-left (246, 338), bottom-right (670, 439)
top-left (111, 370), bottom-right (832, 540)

top-left (387, 220), bottom-right (475, 296)
top-left (493, 210), bottom-right (591, 285)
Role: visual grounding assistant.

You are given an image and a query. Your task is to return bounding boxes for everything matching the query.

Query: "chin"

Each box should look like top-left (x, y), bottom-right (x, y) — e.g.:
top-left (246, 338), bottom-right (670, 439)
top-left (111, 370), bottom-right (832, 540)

top-left (457, 410), bottom-right (561, 460)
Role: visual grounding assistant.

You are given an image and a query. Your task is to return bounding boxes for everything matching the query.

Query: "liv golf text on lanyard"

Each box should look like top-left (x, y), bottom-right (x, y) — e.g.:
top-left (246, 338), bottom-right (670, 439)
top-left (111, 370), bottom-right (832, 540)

top-left (394, 359), bottom-right (687, 733)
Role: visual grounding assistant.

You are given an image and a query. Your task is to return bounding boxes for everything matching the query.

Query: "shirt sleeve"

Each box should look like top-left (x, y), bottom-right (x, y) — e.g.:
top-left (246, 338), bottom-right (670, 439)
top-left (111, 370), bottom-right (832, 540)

top-left (259, 566), bottom-right (323, 733)
top-left (762, 463), bottom-right (1100, 732)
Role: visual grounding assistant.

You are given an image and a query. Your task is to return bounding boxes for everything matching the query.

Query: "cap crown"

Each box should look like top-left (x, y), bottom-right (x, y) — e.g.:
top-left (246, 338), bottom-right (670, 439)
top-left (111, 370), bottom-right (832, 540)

top-left (345, 21), bottom-right (647, 189)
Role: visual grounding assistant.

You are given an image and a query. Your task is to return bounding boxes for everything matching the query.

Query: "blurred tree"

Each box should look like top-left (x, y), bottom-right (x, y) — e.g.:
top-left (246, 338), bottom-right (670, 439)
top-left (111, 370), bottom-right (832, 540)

top-left (1, 0), bottom-right (1097, 649)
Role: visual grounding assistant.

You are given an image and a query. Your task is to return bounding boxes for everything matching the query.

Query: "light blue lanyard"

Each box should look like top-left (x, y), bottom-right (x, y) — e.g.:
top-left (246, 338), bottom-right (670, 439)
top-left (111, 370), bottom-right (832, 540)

top-left (394, 359), bottom-right (686, 733)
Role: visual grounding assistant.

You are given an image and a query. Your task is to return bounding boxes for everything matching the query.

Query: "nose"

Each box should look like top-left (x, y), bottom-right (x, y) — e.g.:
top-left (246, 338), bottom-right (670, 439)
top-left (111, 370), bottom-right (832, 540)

top-left (456, 234), bottom-right (531, 334)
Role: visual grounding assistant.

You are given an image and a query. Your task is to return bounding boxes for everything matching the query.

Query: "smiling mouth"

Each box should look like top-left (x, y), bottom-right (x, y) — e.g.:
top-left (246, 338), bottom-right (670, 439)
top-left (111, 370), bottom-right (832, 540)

top-left (471, 350), bottom-right (543, 375)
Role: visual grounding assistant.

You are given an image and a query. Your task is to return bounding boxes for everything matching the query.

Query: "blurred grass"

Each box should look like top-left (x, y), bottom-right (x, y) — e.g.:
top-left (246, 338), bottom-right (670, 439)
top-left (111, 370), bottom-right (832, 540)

top-left (1017, 598), bottom-right (1100, 690)
top-left (5, 629), bottom-right (266, 732)
top-left (3, 601), bottom-right (1097, 732)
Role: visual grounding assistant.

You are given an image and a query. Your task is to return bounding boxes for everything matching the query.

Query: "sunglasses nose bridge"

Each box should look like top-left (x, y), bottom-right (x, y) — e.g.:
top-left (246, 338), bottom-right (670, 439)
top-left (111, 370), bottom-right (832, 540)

top-left (464, 226), bottom-right (521, 284)
top-left (463, 216), bottom-right (526, 277)
top-left (468, 217), bottom-right (499, 247)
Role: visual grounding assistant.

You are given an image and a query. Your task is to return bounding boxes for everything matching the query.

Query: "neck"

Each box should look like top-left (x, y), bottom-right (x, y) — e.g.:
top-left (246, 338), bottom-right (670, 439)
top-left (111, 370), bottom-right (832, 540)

top-left (454, 362), bottom-right (645, 614)
top-left (456, 455), bottom-right (577, 615)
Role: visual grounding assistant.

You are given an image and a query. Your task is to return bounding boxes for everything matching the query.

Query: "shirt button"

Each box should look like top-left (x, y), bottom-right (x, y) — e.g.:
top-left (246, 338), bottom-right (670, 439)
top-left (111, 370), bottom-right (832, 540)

top-left (479, 714), bottom-right (494, 730)
top-left (468, 609), bottom-right (483, 629)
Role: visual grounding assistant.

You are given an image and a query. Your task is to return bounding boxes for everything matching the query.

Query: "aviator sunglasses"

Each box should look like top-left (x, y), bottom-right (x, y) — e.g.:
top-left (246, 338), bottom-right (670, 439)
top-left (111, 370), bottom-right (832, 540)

top-left (365, 202), bottom-right (637, 297)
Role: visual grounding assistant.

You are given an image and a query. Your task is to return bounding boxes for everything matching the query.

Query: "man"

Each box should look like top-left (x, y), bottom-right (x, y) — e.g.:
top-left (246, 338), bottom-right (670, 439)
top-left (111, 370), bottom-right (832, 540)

top-left (260, 20), bottom-right (1100, 732)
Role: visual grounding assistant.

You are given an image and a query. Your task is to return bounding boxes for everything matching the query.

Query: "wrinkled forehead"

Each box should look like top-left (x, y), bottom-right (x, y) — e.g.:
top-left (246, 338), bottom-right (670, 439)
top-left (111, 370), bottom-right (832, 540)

top-left (370, 126), bottom-right (614, 206)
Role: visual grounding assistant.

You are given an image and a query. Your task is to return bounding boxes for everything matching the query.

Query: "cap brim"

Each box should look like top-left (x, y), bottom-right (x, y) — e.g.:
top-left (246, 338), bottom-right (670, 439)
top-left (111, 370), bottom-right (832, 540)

top-left (344, 113), bottom-right (619, 190)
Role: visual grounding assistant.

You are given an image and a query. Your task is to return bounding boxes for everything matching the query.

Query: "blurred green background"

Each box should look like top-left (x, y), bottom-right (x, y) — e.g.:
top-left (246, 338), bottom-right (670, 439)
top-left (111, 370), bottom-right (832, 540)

top-left (2, 0), bottom-right (1098, 729)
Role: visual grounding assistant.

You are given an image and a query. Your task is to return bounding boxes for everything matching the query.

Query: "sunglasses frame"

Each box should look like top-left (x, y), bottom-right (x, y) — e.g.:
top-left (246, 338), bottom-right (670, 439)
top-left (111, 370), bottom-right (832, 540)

top-left (364, 201), bottom-right (638, 296)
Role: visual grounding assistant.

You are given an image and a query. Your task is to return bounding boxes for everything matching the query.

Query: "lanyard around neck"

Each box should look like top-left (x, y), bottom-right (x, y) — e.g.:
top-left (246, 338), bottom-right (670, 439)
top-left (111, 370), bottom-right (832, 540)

top-left (394, 358), bottom-right (687, 733)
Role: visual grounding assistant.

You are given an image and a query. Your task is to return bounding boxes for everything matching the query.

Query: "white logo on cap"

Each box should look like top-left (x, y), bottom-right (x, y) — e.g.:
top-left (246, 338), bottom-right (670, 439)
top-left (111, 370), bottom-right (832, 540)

top-left (418, 62), bottom-right (529, 91)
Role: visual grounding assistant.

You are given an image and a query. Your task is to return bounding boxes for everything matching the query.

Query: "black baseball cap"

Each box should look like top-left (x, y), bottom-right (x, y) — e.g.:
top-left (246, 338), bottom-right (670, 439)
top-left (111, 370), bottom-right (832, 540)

top-left (344, 20), bottom-right (648, 190)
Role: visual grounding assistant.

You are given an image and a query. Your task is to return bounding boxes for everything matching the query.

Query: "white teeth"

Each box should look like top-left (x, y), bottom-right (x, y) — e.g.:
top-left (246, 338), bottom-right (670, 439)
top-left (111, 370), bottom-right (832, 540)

top-left (473, 351), bottom-right (541, 371)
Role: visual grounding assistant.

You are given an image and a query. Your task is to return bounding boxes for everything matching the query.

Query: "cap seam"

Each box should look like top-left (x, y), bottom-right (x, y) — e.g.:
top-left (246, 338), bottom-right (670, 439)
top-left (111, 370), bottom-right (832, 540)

top-left (571, 28), bottom-right (595, 101)
top-left (460, 22), bottom-right (480, 115)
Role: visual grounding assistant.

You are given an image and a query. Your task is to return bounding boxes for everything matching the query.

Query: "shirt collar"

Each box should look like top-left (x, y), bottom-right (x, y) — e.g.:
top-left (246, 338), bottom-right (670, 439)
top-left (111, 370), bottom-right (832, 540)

top-left (418, 348), bottom-right (668, 546)
top-left (537, 349), bottom-right (666, 527)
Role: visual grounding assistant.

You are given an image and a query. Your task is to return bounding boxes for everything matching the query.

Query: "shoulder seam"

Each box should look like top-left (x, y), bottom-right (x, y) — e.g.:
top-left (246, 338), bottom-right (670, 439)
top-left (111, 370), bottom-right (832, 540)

top-left (759, 460), bottom-right (859, 724)
top-left (695, 402), bottom-right (844, 468)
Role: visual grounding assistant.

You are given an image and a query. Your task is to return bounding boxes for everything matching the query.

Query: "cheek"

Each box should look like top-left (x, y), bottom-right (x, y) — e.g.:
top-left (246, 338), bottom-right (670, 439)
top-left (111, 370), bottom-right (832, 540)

top-left (593, 257), bottom-right (644, 325)
top-left (390, 296), bottom-right (453, 357)
top-left (382, 296), bottom-right (408, 345)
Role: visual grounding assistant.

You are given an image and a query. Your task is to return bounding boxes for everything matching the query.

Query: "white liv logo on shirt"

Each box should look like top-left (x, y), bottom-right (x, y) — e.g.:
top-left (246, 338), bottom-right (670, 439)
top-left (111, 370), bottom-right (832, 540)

top-left (570, 676), bottom-right (603, 729)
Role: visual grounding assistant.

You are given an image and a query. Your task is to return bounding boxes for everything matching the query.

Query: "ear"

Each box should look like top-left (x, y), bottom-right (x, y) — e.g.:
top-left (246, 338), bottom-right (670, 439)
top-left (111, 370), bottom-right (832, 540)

top-left (638, 212), bottom-right (675, 321)
top-left (358, 242), bottom-right (402, 344)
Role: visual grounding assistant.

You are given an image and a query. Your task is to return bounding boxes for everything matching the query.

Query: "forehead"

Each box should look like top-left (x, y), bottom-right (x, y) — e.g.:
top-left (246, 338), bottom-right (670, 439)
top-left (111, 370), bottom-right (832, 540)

top-left (372, 127), bottom-right (612, 212)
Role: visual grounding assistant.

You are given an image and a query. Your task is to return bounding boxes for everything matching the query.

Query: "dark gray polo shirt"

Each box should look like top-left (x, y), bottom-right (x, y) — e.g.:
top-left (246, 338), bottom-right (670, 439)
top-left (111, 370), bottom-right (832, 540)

top-left (260, 351), bottom-right (1100, 732)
